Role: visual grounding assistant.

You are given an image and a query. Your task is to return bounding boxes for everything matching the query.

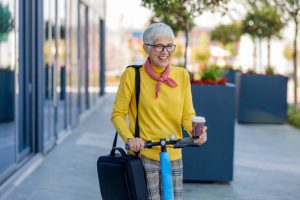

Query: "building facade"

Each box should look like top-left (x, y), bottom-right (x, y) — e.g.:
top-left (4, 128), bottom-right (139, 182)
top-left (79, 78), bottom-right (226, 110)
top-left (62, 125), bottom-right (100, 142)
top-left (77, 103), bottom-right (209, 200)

top-left (0, 0), bottom-right (106, 186)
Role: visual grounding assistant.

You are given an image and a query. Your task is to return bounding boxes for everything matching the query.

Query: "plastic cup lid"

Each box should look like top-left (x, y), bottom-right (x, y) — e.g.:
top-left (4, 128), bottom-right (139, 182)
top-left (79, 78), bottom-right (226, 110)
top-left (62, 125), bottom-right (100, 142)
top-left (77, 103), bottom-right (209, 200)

top-left (192, 116), bottom-right (206, 123)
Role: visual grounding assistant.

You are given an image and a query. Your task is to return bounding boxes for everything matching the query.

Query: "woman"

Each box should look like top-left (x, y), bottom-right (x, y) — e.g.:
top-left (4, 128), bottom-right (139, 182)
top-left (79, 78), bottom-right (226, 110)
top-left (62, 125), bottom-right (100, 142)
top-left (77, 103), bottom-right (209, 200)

top-left (111, 22), bottom-right (207, 200)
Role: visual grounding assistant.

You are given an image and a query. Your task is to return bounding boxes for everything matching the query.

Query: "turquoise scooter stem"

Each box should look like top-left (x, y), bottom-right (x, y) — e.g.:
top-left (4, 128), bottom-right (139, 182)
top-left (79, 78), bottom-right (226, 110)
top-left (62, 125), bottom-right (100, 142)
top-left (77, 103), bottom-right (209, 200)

top-left (160, 151), bottom-right (174, 200)
top-left (159, 139), bottom-right (174, 200)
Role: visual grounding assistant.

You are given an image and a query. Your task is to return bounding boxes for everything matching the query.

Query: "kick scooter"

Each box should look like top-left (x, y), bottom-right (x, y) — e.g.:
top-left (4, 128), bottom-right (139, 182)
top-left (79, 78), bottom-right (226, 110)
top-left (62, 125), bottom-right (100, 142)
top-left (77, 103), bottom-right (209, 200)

top-left (126, 136), bottom-right (199, 200)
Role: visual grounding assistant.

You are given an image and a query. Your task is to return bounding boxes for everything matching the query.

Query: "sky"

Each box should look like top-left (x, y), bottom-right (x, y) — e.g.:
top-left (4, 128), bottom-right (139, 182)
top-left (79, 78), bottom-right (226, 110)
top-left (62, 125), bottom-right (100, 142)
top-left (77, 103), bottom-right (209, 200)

top-left (106, 0), bottom-right (151, 32)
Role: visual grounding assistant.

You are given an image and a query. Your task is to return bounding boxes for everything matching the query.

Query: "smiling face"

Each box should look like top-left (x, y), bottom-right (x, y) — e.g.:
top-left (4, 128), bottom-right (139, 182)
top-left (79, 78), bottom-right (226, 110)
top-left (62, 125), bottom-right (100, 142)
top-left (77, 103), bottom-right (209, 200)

top-left (145, 36), bottom-right (174, 67)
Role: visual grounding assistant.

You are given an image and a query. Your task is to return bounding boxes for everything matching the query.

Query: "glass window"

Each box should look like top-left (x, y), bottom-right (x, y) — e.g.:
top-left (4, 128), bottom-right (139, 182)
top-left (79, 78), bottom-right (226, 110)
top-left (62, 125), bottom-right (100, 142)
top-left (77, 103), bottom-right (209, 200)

top-left (56, 0), bottom-right (67, 134)
top-left (66, 0), bottom-right (79, 127)
top-left (79, 3), bottom-right (88, 112)
top-left (0, 0), bottom-right (17, 177)
top-left (43, 0), bottom-right (56, 150)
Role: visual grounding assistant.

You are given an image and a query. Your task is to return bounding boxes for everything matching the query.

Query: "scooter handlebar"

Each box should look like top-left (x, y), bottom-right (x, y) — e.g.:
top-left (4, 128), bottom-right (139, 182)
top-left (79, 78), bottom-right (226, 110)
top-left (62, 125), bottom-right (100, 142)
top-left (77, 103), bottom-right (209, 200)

top-left (125, 137), bottom-right (199, 150)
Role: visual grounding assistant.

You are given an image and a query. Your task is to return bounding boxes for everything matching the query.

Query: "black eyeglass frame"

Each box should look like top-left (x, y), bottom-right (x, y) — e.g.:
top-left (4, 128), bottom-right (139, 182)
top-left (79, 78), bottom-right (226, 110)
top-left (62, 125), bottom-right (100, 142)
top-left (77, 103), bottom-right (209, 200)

top-left (145, 43), bottom-right (176, 53)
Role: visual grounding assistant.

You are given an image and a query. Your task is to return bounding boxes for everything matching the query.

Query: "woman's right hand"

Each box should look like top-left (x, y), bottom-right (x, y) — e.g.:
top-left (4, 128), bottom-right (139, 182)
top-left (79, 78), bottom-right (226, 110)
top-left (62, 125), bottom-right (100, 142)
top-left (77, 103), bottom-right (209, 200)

top-left (126, 138), bottom-right (145, 152)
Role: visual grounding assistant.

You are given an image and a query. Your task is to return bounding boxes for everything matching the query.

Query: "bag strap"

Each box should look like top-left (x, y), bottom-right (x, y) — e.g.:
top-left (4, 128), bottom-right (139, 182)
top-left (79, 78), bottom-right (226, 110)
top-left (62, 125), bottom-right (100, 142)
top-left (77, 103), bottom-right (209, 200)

top-left (112, 65), bottom-right (142, 153)
top-left (110, 147), bottom-right (127, 157)
top-left (132, 65), bottom-right (141, 138)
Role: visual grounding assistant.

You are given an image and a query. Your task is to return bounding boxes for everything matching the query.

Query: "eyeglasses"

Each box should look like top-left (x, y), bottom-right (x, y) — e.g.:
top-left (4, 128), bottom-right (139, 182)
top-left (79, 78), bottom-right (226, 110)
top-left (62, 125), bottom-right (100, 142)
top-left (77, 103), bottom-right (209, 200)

top-left (145, 44), bottom-right (176, 53)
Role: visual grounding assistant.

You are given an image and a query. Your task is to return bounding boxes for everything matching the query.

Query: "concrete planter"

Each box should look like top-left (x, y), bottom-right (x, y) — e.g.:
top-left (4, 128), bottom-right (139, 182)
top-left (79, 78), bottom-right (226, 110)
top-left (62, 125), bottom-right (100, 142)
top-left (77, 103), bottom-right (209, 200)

top-left (0, 69), bottom-right (15, 122)
top-left (223, 69), bottom-right (241, 84)
top-left (236, 74), bottom-right (288, 124)
top-left (183, 84), bottom-right (235, 182)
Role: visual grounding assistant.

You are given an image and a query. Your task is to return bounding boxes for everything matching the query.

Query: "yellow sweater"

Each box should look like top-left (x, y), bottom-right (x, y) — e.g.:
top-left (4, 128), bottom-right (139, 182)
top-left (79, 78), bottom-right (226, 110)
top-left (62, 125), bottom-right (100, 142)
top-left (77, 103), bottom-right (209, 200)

top-left (111, 65), bottom-right (195, 161)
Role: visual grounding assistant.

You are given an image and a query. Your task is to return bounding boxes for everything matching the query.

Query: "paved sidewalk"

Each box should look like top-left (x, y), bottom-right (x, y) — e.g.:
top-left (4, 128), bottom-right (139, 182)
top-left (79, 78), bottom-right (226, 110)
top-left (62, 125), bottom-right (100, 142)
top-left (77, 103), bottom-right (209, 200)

top-left (2, 93), bottom-right (300, 200)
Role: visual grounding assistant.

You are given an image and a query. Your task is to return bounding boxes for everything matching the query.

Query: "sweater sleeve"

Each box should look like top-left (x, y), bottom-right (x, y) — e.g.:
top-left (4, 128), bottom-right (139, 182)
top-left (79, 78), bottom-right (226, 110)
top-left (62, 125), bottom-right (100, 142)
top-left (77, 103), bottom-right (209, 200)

top-left (111, 68), bottom-right (134, 142)
top-left (181, 69), bottom-right (196, 137)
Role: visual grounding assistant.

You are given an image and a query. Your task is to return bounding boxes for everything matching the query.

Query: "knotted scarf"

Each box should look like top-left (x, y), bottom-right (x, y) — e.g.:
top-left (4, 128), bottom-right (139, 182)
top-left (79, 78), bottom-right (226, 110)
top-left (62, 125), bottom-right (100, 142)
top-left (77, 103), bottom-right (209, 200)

top-left (144, 57), bottom-right (177, 97)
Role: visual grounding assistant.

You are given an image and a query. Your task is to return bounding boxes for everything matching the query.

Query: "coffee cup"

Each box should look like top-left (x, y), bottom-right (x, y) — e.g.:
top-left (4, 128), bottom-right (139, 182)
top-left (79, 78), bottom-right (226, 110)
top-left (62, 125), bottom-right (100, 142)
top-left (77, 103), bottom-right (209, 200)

top-left (191, 116), bottom-right (206, 138)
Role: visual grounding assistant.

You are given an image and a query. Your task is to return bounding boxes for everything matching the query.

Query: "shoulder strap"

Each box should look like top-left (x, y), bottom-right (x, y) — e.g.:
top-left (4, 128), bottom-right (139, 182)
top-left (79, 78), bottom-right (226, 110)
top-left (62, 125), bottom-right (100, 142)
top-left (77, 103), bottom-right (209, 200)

top-left (128, 65), bottom-right (141, 138)
top-left (112, 65), bottom-right (142, 150)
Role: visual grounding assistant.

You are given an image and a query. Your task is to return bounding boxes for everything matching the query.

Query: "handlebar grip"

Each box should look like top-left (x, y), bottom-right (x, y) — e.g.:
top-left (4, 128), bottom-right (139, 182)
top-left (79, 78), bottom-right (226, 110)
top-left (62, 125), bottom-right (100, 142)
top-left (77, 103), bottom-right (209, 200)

top-left (173, 137), bottom-right (199, 148)
top-left (174, 143), bottom-right (199, 148)
top-left (125, 143), bottom-right (148, 150)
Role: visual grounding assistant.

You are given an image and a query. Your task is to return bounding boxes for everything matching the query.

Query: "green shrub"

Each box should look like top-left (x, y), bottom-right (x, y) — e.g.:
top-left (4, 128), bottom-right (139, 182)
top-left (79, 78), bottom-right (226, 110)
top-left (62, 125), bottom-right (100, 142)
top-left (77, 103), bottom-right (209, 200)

top-left (201, 65), bottom-right (224, 81)
top-left (246, 68), bottom-right (256, 74)
top-left (265, 66), bottom-right (276, 75)
top-left (223, 65), bottom-right (241, 71)
top-left (288, 106), bottom-right (300, 129)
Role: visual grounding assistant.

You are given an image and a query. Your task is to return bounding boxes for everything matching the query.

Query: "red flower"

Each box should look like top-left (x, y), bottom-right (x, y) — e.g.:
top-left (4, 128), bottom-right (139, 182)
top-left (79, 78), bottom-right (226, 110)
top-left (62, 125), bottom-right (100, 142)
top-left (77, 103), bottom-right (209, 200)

top-left (191, 77), bottom-right (227, 85)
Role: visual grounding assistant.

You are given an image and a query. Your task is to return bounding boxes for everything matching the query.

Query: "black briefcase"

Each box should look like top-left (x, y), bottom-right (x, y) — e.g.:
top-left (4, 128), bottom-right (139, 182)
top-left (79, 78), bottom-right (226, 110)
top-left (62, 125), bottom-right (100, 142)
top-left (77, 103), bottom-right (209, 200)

top-left (97, 147), bottom-right (149, 200)
top-left (97, 65), bottom-right (148, 199)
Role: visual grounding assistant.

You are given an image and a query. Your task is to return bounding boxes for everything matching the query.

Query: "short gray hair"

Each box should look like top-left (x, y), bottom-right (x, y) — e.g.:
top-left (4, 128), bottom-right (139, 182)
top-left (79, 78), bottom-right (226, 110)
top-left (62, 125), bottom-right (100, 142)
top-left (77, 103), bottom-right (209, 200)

top-left (143, 22), bottom-right (175, 45)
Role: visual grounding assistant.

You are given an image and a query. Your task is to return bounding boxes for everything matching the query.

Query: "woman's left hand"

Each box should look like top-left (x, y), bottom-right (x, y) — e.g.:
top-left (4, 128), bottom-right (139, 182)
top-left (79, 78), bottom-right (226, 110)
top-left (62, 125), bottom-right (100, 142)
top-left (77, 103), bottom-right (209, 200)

top-left (193, 126), bottom-right (207, 145)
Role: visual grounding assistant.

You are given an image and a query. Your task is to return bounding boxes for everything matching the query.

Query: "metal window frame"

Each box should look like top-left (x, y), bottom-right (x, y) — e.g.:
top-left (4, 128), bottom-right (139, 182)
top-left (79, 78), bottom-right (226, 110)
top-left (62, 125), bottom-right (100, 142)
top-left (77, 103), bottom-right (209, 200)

top-left (18, 0), bottom-right (44, 156)
top-left (99, 19), bottom-right (105, 96)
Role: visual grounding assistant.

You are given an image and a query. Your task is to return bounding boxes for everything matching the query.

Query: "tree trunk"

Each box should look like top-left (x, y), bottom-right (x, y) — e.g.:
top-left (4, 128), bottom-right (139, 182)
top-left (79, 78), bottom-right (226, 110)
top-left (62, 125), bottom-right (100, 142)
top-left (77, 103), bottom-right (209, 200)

top-left (267, 37), bottom-right (271, 68)
top-left (235, 39), bottom-right (241, 57)
top-left (230, 40), bottom-right (240, 66)
top-left (293, 19), bottom-right (298, 106)
top-left (259, 39), bottom-right (262, 70)
top-left (183, 24), bottom-right (189, 68)
top-left (253, 38), bottom-right (257, 71)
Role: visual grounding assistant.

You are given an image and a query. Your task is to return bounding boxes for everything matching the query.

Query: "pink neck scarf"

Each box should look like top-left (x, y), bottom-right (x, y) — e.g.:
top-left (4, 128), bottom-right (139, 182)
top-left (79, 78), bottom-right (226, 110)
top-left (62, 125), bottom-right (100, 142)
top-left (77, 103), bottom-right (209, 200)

top-left (144, 57), bottom-right (177, 97)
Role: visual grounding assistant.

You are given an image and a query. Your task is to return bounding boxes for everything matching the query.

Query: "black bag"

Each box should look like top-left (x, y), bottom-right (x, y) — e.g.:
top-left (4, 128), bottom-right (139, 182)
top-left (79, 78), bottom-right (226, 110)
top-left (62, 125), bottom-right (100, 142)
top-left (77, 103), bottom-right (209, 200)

top-left (97, 147), bottom-right (148, 200)
top-left (97, 65), bottom-right (149, 200)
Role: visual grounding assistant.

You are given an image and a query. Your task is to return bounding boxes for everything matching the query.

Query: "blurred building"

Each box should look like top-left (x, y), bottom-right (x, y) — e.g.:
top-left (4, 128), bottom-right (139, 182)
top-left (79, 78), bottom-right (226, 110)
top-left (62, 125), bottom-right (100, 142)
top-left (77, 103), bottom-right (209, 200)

top-left (0, 0), bottom-right (106, 186)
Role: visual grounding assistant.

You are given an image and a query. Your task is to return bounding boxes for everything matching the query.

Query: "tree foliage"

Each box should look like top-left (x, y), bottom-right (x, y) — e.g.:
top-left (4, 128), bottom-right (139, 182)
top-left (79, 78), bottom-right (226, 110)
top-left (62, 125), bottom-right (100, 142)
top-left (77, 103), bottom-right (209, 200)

top-left (273, 0), bottom-right (300, 23)
top-left (0, 2), bottom-right (13, 42)
top-left (211, 22), bottom-right (241, 45)
top-left (142, 0), bottom-right (230, 33)
top-left (242, 7), bottom-right (284, 40)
